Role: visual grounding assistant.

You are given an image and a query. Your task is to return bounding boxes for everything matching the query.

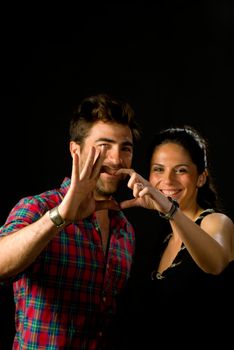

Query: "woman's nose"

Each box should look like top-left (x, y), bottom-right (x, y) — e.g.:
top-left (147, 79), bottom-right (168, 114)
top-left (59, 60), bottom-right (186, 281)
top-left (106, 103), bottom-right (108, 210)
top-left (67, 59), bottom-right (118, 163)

top-left (163, 170), bottom-right (175, 182)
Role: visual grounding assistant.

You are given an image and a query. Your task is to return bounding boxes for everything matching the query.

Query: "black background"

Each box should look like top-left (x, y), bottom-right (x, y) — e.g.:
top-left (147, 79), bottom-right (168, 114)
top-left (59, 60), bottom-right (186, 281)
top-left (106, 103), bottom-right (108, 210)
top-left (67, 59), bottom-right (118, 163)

top-left (1, 1), bottom-right (234, 224)
top-left (0, 1), bottom-right (234, 347)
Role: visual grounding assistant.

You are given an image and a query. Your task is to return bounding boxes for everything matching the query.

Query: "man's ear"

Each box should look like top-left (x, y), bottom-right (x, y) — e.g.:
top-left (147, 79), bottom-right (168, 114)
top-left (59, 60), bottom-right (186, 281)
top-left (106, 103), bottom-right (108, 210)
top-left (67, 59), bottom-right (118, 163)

top-left (69, 141), bottom-right (80, 156)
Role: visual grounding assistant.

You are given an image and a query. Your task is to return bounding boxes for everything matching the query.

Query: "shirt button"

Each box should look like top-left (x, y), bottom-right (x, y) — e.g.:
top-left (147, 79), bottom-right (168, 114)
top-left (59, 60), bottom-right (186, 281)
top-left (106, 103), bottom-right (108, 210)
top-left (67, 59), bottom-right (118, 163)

top-left (98, 331), bottom-right (103, 337)
top-left (102, 296), bottom-right (106, 302)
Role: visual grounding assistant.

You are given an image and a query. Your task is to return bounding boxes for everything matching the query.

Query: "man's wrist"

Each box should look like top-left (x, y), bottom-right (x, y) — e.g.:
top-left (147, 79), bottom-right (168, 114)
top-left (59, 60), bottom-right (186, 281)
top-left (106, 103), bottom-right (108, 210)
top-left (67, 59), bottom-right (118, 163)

top-left (48, 206), bottom-right (68, 229)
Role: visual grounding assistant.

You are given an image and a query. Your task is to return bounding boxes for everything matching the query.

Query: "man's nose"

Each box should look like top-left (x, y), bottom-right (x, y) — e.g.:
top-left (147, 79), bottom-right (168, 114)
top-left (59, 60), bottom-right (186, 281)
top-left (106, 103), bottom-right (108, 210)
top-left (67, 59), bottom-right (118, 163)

top-left (107, 148), bottom-right (123, 165)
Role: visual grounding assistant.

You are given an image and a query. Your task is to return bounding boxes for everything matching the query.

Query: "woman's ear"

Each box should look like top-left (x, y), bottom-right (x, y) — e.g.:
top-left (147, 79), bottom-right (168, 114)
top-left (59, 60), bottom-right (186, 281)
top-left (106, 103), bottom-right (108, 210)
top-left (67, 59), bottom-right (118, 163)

top-left (197, 170), bottom-right (207, 188)
top-left (69, 141), bottom-right (80, 156)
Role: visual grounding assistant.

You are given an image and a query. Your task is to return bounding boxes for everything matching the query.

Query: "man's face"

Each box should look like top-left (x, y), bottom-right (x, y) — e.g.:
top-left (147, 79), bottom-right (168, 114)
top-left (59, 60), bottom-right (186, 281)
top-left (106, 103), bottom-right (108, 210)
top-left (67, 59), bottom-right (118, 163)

top-left (79, 121), bottom-right (133, 199)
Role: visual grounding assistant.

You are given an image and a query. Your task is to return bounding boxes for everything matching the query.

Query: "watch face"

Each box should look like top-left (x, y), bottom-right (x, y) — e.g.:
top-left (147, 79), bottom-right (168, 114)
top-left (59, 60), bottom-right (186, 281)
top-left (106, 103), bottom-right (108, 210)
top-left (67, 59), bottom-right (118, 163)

top-left (49, 207), bottom-right (66, 227)
top-left (55, 217), bottom-right (64, 226)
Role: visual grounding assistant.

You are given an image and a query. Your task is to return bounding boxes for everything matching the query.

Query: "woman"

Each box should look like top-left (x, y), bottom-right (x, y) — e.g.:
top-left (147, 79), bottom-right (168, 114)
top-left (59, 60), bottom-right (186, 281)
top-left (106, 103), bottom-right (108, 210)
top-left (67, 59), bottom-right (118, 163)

top-left (116, 125), bottom-right (234, 349)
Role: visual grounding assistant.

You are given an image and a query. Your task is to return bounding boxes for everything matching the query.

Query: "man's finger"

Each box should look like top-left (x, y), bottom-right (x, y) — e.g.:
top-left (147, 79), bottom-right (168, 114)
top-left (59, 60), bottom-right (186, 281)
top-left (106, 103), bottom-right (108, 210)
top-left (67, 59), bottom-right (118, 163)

top-left (92, 146), bottom-right (107, 179)
top-left (70, 151), bottom-right (80, 186)
top-left (80, 146), bottom-right (96, 179)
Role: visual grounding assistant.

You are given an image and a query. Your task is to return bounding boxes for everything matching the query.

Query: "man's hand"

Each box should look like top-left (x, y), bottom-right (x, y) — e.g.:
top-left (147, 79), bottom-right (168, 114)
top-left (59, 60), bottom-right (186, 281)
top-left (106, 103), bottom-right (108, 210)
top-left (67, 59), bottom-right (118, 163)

top-left (59, 146), bottom-right (119, 222)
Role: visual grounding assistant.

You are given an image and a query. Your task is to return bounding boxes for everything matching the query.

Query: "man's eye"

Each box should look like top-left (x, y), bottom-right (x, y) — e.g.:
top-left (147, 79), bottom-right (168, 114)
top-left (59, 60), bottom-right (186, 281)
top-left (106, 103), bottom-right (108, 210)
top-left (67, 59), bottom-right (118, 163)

top-left (122, 147), bottom-right (133, 152)
top-left (153, 167), bottom-right (163, 173)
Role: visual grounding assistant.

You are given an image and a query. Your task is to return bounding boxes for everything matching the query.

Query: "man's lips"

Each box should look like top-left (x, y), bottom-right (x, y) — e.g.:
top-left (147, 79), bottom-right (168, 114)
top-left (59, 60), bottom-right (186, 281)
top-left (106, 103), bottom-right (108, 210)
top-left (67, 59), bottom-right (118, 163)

top-left (100, 166), bottom-right (119, 176)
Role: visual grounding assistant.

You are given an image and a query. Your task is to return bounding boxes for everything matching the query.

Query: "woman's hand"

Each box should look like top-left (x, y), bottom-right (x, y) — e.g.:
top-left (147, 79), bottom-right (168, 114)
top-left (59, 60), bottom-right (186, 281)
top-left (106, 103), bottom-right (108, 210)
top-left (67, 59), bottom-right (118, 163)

top-left (116, 168), bottom-right (169, 212)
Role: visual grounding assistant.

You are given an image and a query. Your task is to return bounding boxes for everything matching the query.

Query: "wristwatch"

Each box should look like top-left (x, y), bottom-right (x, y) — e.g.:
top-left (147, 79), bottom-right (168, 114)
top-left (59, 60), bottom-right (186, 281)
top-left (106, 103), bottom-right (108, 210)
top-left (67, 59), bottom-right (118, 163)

top-left (49, 206), bottom-right (67, 229)
top-left (158, 197), bottom-right (179, 220)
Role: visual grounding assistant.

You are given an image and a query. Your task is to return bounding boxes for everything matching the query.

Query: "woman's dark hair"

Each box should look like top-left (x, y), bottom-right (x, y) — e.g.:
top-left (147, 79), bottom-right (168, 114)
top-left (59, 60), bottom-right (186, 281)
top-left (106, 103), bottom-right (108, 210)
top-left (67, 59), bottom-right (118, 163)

top-left (147, 125), bottom-right (221, 211)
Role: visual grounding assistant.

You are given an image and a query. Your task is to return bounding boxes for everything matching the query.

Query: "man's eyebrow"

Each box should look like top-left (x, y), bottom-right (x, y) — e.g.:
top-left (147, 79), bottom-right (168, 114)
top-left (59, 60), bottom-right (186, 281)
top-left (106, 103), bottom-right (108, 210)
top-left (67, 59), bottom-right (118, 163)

top-left (95, 138), bottom-right (133, 147)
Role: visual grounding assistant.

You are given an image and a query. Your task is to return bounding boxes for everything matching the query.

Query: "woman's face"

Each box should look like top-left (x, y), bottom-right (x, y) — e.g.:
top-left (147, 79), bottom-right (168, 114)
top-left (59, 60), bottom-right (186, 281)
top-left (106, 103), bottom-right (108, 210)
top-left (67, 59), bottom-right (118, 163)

top-left (149, 142), bottom-right (205, 211)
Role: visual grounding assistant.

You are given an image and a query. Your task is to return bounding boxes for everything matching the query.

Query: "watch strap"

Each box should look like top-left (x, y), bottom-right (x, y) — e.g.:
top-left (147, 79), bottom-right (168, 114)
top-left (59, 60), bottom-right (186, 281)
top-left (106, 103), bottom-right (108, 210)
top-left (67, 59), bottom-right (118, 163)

top-left (158, 197), bottom-right (179, 220)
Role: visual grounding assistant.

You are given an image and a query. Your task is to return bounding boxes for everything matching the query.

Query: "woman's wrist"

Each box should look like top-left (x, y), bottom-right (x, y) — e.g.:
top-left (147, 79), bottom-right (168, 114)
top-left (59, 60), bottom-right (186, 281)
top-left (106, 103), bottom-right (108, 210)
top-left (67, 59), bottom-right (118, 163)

top-left (158, 197), bottom-right (179, 220)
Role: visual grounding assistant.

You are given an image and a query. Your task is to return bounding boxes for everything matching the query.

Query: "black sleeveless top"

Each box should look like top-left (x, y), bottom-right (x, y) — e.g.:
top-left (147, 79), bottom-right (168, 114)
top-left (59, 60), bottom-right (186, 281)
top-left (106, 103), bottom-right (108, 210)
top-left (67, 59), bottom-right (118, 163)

top-left (115, 209), bottom-right (234, 349)
top-left (150, 208), bottom-right (215, 282)
top-left (141, 209), bottom-right (233, 344)
top-left (147, 209), bottom-right (228, 304)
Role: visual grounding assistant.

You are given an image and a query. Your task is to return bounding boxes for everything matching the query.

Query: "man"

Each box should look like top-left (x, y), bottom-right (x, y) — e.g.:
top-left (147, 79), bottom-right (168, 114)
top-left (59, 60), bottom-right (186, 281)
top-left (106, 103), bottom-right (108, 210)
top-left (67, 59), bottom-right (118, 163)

top-left (0, 93), bottom-right (141, 349)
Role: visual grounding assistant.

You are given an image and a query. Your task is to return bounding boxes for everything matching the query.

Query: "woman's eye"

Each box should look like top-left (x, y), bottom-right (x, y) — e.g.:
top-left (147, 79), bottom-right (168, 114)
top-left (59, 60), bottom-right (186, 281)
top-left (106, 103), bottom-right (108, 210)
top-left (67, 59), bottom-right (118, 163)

top-left (175, 168), bottom-right (187, 174)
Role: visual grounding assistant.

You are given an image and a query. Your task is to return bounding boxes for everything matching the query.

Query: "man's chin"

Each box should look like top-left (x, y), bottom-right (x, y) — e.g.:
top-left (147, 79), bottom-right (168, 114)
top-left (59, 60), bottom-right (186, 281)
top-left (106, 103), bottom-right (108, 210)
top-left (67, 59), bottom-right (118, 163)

top-left (96, 183), bottom-right (119, 198)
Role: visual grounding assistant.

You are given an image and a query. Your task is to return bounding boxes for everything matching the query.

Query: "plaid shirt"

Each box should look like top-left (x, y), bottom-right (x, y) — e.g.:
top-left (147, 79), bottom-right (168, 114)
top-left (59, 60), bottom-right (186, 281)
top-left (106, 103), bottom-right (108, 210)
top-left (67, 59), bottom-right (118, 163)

top-left (0, 178), bottom-right (135, 350)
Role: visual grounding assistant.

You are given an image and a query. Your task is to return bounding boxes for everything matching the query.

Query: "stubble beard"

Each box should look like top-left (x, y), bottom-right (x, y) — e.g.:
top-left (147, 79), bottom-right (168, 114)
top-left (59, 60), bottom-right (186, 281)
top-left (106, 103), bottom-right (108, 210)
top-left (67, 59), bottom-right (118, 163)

top-left (95, 177), bottom-right (123, 199)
